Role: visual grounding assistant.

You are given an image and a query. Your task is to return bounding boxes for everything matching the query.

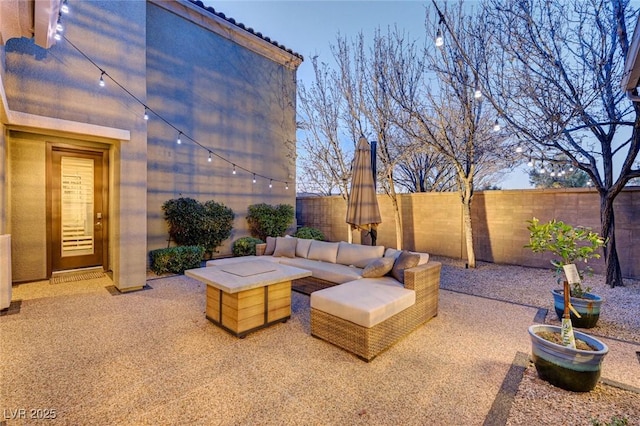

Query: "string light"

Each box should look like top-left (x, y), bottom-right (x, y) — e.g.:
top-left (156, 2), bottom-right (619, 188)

top-left (527, 158), bottom-right (534, 167)
top-left (56, 23), bottom-right (64, 33)
top-left (474, 87), bottom-right (482, 99)
top-left (493, 120), bottom-right (501, 132)
top-left (285, 182), bottom-right (289, 190)
top-left (61, 1), bottom-right (69, 14)
top-left (64, 36), bottom-right (291, 190)
top-left (515, 146), bottom-right (523, 153)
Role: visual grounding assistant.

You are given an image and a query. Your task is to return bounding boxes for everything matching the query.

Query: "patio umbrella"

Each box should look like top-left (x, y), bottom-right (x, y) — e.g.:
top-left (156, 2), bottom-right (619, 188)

top-left (346, 136), bottom-right (382, 245)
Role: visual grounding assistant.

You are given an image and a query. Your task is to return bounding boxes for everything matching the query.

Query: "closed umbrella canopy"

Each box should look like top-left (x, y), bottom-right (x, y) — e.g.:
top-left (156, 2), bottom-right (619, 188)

top-left (346, 137), bottom-right (382, 244)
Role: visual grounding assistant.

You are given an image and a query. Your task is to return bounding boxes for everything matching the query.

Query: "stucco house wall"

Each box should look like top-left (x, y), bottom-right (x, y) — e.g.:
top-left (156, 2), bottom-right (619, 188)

top-left (2, 1), bottom-right (147, 288)
top-left (145, 2), bottom-right (299, 255)
top-left (0, 0), bottom-right (301, 287)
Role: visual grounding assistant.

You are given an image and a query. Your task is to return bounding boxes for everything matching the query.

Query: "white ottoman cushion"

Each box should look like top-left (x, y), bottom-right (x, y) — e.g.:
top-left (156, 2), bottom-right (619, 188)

top-left (310, 278), bottom-right (415, 328)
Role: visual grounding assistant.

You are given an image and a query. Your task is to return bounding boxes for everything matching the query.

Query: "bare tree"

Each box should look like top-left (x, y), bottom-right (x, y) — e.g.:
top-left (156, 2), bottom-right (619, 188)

top-left (381, 2), bottom-right (513, 267)
top-left (297, 57), bottom-right (352, 198)
top-left (447, 0), bottom-right (640, 286)
top-left (333, 31), bottom-right (410, 248)
top-left (393, 146), bottom-right (458, 193)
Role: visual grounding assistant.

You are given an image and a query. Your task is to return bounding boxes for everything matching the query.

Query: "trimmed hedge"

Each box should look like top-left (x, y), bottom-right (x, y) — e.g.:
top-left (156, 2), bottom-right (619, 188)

top-left (246, 203), bottom-right (294, 241)
top-left (294, 226), bottom-right (324, 241)
top-left (232, 237), bottom-right (264, 257)
top-left (149, 246), bottom-right (205, 275)
top-left (162, 197), bottom-right (234, 257)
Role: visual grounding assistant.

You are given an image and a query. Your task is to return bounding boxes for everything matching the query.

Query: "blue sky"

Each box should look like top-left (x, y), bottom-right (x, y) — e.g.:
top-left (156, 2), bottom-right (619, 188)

top-left (210, 1), bottom-right (531, 189)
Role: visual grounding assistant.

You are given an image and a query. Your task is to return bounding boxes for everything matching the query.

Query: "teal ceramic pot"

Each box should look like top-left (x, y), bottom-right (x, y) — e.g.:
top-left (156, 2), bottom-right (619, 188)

top-left (551, 289), bottom-right (603, 328)
top-left (528, 324), bottom-right (608, 392)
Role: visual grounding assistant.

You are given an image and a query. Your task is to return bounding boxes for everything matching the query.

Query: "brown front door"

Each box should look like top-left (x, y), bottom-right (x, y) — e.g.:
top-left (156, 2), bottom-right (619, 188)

top-left (48, 144), bottom-right (108, 274)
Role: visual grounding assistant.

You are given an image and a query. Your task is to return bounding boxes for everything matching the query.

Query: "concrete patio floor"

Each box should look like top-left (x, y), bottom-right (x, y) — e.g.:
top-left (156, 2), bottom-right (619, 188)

top-left (1, 271), bottom-right (638, 425)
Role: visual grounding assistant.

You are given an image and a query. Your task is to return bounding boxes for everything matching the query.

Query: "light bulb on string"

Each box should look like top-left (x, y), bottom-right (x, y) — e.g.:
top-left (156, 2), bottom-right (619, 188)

top-left (232, 164), bottom-right (237, 175)
top-left (99, 71), bottom-right (105, 87)
top-left (54, 33), bottom-right (62, 41)
top-left (515, 146), bottom-right (523, 153)
top-left (176, 132), bottom-right (182, 145)
top-left (493, 120), bottom-right (501, 132)
top-left (269, 180), bottom-right (273, 189)
top-left (474, 87), bottom-right (482, 99)
top-left (285, 182), bottom-right (289, 190)
top-left (208, 152), bottom-right (212, 163)
top-left (61, 1), bottom-right (69, 14)
top-left (143, 108), bottom-right (149, 121)
top-left (252, 174), bottom-right (256, 184)
top-left (435, 28), bottom-right (444, 47)
top-left (527, 158), bottom-right (533, 167)
top-left (56, 23), bottom-right (64, 33)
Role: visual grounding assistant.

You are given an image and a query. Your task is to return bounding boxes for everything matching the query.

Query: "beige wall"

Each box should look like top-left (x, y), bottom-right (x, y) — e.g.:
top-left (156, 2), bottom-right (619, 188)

top-left (7, 136), bottom-right (46, 281)
top-left (297, 187), bottom-right (640, 279)
top-left (145, 2), bottom-right (299, 256)
top-left (3, 1), bottom-right (147, 289)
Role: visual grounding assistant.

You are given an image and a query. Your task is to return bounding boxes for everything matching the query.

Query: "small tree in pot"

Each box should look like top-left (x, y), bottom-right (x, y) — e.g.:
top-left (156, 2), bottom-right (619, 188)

top-left (526, 217), bottom-right (606, 328)
top-left (525, 217), bottom-right (608, 392)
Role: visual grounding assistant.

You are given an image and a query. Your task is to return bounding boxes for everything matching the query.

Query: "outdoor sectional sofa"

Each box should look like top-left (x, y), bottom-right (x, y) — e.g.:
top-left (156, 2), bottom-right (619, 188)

top-left (205, 237), bottom-right (441, 361)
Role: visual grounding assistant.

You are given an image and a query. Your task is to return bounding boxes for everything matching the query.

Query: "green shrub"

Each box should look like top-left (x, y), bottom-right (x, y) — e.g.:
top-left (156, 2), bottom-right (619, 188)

top-left (149, 246), bottom-right (205, 275)
top-left (246, 203), bottom-right (294, 241)
top-left (162, 197), bottom-right (234, 257)
top-left (294, 226), bottom-right (324, 241)
top-left (232, 237), bottom-right (264, 257)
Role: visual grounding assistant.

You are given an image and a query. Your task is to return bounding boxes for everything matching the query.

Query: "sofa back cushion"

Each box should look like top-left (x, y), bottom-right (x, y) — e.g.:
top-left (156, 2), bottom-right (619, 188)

top-left (296, 238), bottom-right (313, 258)
top-left (336, 242), bottom-right (385, 268)
top-left (307, 240), bottom-right (340, 263)
top-left (264, 236), bottom-right (277, 255)
top-left (273, 237), bottom-right (297, 258)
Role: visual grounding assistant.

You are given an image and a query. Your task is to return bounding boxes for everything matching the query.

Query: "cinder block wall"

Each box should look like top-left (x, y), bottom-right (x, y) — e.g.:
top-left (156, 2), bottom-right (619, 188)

top-left (297, 187), bottom-right (640, 279)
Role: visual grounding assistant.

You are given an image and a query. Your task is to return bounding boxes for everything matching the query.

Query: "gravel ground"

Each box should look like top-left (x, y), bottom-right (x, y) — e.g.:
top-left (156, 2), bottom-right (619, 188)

top-left (434, 256), bottom-right (640, 426)
top-left (434, 256), bottom-right (640, 344)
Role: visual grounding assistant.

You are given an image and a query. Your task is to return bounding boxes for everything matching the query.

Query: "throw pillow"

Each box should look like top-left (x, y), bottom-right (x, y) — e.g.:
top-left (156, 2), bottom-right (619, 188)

top-left (273, 236), bottom-right (297, 258)
top-left (362, 257), bottom-right (395, 278)
top-left (390, 251), bottom-right (421, 283)
top-left (264, 236), bottom-right (276, 255)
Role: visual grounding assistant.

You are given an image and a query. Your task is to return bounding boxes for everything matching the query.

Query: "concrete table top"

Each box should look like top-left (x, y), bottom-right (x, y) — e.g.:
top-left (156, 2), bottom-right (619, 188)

top-left (185, 260), bottom-right (312, 293)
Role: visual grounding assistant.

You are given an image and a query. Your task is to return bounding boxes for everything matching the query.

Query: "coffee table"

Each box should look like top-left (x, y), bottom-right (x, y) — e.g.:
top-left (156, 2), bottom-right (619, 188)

top-left (185, 260), bottom-right (312, 337)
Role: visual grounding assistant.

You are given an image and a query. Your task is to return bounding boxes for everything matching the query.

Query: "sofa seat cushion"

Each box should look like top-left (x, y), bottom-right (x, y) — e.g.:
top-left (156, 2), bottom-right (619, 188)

top-left (205, 256), bottom-right (281, 268)
top-left (279, 257), bottom-right (362, 284)
top-left (310, 277), bottom-right (415, 328)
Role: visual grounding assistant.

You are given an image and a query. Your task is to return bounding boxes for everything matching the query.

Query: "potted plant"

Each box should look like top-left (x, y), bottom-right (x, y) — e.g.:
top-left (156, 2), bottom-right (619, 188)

top-left (526, 217), bottom-right (606, 328)
top-left (525, 217), bottom-right (609, 392)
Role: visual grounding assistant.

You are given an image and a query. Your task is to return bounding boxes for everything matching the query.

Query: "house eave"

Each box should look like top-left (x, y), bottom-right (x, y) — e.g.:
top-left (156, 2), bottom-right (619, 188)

top-left (622, 14), bottom-right (640, 93)
top-left (149, 0), bottom-right (303, 70)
